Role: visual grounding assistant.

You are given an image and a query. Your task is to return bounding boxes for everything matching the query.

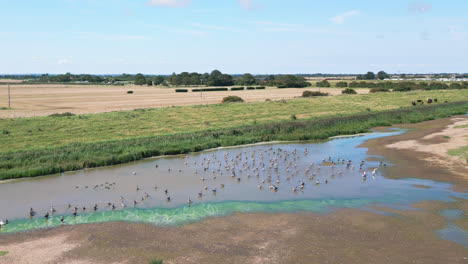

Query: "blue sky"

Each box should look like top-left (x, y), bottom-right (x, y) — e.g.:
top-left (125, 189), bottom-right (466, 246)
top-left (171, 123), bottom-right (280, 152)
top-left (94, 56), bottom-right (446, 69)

top-left (1, 0), bottom-right (467, 74)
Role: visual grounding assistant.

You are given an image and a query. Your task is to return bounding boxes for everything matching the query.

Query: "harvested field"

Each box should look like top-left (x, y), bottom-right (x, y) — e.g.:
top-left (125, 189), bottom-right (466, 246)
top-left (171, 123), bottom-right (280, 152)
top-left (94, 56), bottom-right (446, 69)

top-left (0, 84), bottom-right (368, 118)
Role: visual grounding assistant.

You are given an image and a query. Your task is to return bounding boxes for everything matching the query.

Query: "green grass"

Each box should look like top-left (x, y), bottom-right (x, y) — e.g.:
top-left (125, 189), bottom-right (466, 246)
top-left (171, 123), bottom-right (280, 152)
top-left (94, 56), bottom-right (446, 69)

top-left (0, 251), bottom-right (8, 257)
top-left (0, 100), bottom-right (467, 180)
top-left (1, 90), bottom-right (467, 152)
top-left (447, 145), bottom-right (468, 164)
top-left (454, 124), bottom-right (468, 129)
top-left (150, 259), bottom-right (163, 264)
top-left (0, 107), bottom-right (8, 110)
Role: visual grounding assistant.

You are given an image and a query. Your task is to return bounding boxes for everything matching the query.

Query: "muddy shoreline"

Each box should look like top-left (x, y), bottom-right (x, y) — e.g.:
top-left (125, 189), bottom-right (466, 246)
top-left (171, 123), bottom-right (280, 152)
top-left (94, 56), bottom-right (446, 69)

top-left (361, 115), bottom-right (468, 190)
top-left (0, 117), bottom-right (467, 264)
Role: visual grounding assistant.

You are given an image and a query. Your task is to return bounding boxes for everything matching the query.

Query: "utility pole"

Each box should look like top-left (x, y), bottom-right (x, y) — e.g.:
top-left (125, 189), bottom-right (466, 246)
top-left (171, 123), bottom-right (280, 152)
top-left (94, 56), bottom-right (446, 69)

top-left (8, 84), bottom-right (11, 109)
top-left (200, 79), bottom-right (203, 99)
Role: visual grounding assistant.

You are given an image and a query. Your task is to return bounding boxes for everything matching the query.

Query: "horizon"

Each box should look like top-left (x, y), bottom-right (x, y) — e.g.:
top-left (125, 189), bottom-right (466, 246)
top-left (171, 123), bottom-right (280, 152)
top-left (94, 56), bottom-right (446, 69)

top-left (1, 0), bottom-right (467, 74)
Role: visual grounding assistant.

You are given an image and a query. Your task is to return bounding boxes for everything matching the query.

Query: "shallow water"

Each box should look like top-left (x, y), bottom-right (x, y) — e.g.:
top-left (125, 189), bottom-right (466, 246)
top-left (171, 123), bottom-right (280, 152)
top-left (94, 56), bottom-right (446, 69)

top-left (438, 224), bottom-right (468, 248)
top-left (0, 129), bottom-right (467, 236)
top-left (440, 209), bottom-right (464, 220)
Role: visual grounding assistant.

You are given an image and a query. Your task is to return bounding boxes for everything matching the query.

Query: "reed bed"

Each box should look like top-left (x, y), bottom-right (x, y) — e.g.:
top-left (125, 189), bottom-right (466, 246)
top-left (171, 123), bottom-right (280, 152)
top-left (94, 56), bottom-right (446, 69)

top-left (1, 101), bottom-right (467, 180)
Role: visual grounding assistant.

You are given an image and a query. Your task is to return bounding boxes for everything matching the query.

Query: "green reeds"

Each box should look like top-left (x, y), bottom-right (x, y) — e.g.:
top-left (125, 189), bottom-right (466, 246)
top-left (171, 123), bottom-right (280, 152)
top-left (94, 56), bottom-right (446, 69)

top-left (1, 101), bottom-right (467, 180)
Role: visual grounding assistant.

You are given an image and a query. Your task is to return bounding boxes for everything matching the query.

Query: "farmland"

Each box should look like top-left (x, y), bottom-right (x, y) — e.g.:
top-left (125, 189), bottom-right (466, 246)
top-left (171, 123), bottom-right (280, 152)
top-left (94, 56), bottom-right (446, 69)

top-left (1, 89), bottom-right (467, 179)
top-left (0, 84), bottom-right (368, 118)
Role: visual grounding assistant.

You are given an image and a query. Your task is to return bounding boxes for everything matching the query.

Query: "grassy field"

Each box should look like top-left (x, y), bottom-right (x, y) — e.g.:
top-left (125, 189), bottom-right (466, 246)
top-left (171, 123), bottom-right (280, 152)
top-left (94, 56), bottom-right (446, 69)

top-left (448, 146), bottom-right (468, 163)
top-left (0, 84), bottom-right (366, 118)
top-left (1, 90), bottom-right (468, 179)
top-left (1, 89), bottom-right (466, 152)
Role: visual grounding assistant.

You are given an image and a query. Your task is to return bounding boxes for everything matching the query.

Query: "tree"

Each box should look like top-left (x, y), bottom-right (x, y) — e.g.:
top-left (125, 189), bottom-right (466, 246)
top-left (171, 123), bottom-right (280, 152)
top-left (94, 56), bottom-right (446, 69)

top-left (146, 80), bottom-right (153, 86)
top-left (134, 73), bottom-right (146, 85)
top-left (207, 70), bottom-right (234, 86)
top-left (377, 71), bottom-right (389, 80)
top-left (364, 72), bottom-right (375, 80)
top-left (240, 73), bottom-right (256, 85)
top-left (316, 80), bottom-right (331, 87)
top-left (189, 75), bottom-right (201, 85)
top-left (335, 81), bottom-right (348, 88)
top-left (153, 76), bottom-right (165, 85)
top-left (275, 75), bottom-right (309, 88)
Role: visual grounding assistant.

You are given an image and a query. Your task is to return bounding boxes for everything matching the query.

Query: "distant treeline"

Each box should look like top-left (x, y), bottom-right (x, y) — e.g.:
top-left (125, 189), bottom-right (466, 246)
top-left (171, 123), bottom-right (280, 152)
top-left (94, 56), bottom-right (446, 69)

top-left (347, 81), bottom-right (468, 91)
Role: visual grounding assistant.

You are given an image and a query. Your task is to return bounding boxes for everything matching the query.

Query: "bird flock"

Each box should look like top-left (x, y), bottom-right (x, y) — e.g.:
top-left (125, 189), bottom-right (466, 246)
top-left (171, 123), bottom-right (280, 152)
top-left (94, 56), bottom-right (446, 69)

top-left (1, 145), bottom-right (387, 229)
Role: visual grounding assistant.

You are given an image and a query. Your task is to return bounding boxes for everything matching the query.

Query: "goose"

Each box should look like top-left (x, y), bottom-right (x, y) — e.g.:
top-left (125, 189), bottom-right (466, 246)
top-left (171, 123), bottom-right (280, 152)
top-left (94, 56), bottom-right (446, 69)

top-left (132, 171), bottom-right (136, 175)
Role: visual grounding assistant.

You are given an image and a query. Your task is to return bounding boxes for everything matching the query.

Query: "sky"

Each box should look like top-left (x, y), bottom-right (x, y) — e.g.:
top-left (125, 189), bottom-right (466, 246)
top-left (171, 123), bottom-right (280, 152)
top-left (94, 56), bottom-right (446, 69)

top-left (0, 0), bottom-right (467, 74)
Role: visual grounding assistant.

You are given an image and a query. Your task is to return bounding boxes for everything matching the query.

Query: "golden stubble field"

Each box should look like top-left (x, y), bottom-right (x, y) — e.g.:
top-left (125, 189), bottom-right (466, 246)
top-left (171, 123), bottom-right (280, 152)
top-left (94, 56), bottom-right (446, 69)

top-left (0, 84), bottom-right (368, 118)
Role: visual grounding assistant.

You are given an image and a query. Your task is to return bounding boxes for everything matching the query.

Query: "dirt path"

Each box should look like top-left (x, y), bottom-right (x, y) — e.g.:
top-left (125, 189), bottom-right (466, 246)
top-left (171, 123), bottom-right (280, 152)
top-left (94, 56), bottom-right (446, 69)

top-left (0, 84), bottom-right (367, 118)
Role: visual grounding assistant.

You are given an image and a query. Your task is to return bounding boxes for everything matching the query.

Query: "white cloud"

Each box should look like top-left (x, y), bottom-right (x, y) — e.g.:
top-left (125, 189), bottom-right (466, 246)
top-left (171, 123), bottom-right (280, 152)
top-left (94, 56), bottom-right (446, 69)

top-left (191, 22), bottom-right (244, 33)
top-left (147, 24), bottom-right (206, 37)
top-left (448, 26), bottom-right (464, 41)
top-left (72, 31), bottom-right (146, 40)
top-left (409, 1), bottom-right (432, 14)
top-left (237, 0), bottom-right (262, 11)
top-left (57, 58), bottom-right (69, 65)
top-left (124, 8), bottom-right (132, 16)
top-left (330, 10), bottom-right (359, 24)
top-left (419, 29), bottom-right (431, 40)
top-left (146, 0), bottom-right (191, 8)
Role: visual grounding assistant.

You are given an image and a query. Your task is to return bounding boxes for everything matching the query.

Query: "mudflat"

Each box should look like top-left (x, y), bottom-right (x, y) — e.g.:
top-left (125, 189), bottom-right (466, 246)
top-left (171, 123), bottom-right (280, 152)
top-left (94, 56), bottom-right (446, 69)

top-left (0, 116), bottom-right (467, 264)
